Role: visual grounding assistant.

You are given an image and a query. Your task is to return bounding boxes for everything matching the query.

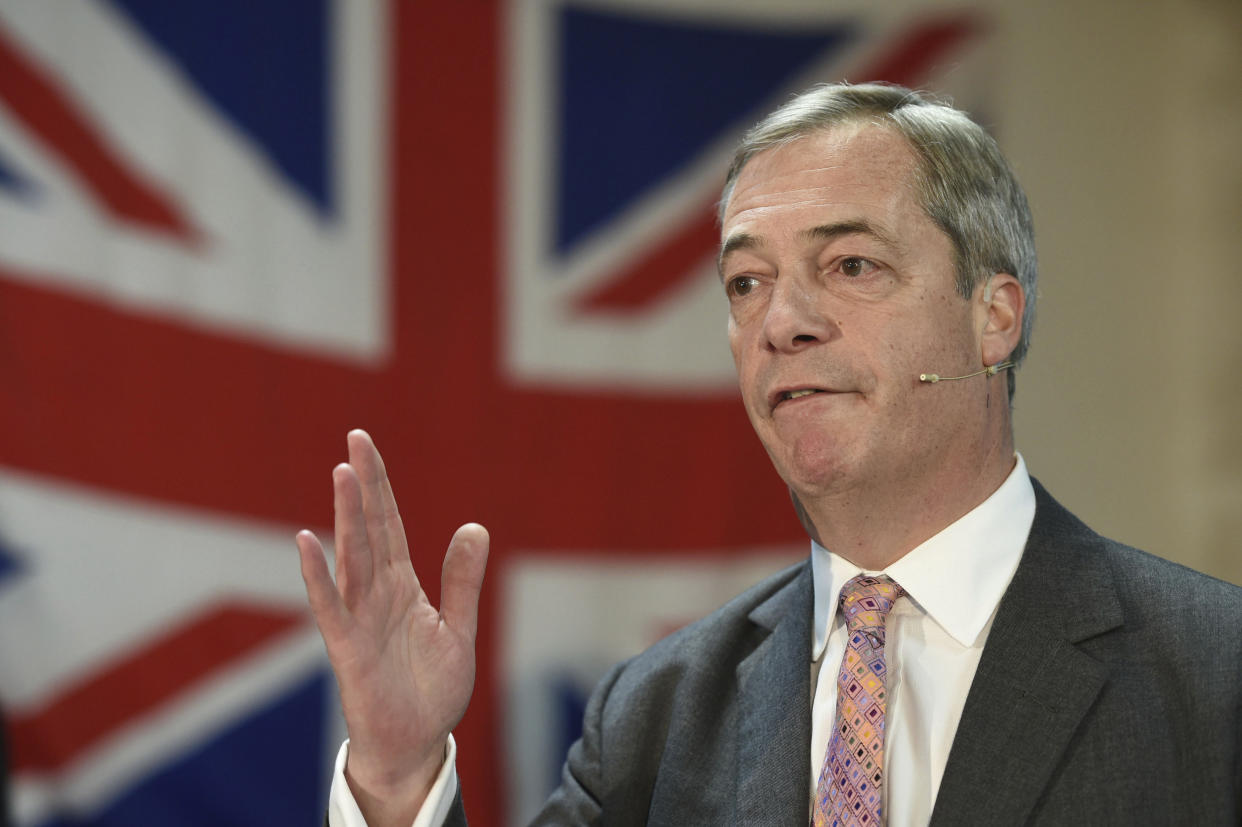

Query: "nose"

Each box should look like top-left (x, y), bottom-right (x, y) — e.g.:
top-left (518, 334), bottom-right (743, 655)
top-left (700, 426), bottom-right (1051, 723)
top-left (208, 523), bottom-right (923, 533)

top-left (761, 274), bottom-right (836, 353)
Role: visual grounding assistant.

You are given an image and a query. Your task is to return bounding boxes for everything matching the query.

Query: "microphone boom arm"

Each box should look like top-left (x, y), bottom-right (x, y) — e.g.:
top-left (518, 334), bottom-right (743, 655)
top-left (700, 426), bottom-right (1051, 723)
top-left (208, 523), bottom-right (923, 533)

top-left (919, 361), bottom-right (1014, 384)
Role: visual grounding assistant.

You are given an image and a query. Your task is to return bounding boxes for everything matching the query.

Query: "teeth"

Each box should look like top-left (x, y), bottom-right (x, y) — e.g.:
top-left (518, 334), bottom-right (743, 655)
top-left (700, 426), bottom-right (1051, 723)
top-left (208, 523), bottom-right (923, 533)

top-left (784, 389), bottom-right (820, 400)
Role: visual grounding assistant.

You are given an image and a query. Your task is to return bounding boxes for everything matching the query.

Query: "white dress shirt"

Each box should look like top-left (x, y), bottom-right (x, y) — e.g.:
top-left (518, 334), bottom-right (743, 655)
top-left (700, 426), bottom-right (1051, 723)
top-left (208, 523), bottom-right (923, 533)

top-left (810, 455), bottom-right (1035, 824)
top-left (331, 456), bottom-right (1035, 827)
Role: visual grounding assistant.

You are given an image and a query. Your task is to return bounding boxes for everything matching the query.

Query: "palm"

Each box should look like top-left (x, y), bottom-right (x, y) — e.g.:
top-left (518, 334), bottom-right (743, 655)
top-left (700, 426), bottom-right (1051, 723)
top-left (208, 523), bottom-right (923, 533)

top-left (336, 547), bottom-right (474, 766)
top-left (297, 430), bottom-right (488, 819)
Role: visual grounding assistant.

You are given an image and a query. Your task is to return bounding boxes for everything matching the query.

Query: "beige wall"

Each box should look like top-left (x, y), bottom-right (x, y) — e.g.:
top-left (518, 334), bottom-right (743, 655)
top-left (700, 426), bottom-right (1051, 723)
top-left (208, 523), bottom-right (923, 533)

top-left (994, 0), bottom-right (1241, 583)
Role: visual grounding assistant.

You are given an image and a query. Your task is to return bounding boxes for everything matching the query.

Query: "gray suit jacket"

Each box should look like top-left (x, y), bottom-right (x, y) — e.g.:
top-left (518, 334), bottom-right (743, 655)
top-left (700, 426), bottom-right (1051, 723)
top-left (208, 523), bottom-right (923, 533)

top-left (453, 482), bottom-right (1242, 825)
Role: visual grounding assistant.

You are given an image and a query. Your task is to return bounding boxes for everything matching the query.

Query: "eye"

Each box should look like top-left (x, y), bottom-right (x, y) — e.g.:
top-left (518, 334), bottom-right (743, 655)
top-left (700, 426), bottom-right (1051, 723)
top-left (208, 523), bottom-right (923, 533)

top-left (725, 275), bottom-right (759, 298)
top-left (840, 256), bottom-right (872, 277)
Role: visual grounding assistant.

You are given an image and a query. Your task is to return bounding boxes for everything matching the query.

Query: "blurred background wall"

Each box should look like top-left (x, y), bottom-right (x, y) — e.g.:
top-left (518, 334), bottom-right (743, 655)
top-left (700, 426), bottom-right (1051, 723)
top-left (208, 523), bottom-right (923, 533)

top-left (0, 1), bottom-right (1237, 825)
top-left (1004, 0), bottom-right (1242, 583)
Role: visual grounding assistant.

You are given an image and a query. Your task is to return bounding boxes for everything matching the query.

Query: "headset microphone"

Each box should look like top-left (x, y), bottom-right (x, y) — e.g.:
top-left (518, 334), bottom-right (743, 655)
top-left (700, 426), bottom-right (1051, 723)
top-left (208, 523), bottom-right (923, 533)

top-left (919, 361), bottom-right (1014, 384)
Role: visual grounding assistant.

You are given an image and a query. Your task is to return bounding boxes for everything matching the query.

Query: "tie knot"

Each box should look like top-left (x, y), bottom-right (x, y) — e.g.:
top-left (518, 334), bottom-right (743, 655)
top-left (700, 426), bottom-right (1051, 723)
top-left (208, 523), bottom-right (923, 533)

top-left (839, 574), bottom-right (904, 634)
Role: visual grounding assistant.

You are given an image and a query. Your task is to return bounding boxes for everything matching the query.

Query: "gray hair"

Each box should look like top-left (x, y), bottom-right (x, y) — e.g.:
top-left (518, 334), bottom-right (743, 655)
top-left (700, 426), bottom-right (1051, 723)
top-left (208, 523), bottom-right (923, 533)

top-left (720, 82), bottom-right (1037, 400)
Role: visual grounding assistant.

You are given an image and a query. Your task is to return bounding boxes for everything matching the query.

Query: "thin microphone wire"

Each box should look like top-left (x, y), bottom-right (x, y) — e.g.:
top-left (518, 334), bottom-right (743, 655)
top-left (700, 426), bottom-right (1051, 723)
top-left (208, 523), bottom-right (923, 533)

top-left (919, 361), bottom-right (1014, 384)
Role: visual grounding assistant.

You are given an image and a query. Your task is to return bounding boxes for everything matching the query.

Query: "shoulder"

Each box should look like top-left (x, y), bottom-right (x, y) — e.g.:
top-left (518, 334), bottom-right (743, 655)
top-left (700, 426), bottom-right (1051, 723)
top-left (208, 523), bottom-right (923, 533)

top-left (590, 559), bottom-right (808, 713)
top-left (1098, 536), bottom-right (1242, 649)
top-left (1030, 478), bottom-right (1242, 652)
top-left (624, 560), bottom-right (806, 671)
top-left (541, 560), bottom-right (812, 822)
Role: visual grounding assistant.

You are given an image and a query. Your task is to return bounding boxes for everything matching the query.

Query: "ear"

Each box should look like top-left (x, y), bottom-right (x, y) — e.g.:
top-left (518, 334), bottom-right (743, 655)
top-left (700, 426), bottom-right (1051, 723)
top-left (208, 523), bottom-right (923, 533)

top-left (976, 273), bottom-right (1024, 366)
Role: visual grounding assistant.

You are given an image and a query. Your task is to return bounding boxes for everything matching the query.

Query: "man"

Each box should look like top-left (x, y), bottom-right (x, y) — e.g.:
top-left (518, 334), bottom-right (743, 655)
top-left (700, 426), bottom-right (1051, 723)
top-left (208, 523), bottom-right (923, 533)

top-left (298, 83), bottom-right (1242, 826)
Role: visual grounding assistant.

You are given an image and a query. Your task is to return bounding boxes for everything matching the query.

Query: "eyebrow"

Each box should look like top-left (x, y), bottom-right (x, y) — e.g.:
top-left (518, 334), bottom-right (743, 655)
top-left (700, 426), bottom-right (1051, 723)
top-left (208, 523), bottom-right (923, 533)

top-left (717, 219), bottom-right (899, 277)
top-left (803, 220), bottom-right (898, 249)
top-left (717, 232), bottom-right (759, 277)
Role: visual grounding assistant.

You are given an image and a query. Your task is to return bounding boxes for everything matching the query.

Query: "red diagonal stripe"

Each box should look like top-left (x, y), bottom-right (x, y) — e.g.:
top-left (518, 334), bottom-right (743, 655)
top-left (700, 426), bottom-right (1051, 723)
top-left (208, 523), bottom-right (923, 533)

top-left (571, 202), bottom-right (720, 314)
top-left (0, 22), bottom-right (200, 244)
top-left (858, 14), bottom-right (984, 84)
top-left (8, 602), bottom-right (305, 773)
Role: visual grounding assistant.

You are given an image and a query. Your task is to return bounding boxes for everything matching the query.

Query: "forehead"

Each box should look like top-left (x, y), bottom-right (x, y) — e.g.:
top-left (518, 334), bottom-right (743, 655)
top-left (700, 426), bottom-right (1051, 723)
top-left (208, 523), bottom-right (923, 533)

top-left (720, 123), bottom-right (922, 242)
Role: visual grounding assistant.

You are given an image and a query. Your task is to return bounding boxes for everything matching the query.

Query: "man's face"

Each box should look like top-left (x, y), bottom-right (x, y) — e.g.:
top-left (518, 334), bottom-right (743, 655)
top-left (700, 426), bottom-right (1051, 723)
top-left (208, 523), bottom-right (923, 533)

top-left (720, 124), bottom-right (990, 503)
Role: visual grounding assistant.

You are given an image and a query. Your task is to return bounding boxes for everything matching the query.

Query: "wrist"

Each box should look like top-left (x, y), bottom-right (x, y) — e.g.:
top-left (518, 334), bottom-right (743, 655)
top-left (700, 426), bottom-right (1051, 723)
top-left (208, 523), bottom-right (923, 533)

top-left (344, 738), bottom-right (448, 827)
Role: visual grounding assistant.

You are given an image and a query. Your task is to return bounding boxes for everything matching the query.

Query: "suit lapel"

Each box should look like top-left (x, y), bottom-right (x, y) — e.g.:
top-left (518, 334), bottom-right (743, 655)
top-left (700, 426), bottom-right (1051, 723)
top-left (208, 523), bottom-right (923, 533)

top-left (734, 562), bottom-right (814, 826)
top-left (930, 481), bottom-right (1123, 826)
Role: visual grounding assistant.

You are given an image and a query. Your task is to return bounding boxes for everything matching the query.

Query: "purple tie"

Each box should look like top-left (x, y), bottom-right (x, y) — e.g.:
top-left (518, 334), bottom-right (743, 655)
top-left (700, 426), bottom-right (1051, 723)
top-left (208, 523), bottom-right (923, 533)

top-left (813, 574), bottom-right (904, 827)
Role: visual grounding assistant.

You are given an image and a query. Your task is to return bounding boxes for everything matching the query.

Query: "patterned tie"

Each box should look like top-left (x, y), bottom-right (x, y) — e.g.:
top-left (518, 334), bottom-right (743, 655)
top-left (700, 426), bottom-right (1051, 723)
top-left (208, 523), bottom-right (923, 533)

top-left (813, 574), bottom-right (905, 827)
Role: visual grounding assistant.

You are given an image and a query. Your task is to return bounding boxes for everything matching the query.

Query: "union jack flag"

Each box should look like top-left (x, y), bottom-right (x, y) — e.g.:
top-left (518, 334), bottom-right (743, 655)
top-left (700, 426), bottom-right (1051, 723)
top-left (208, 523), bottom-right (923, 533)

top-left (0, 2), bottom-right (990, 824)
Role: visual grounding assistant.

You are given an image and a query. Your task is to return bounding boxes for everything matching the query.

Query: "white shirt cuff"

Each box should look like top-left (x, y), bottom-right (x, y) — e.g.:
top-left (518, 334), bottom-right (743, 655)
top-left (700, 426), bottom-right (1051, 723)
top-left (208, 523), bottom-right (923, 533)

top-left (326, 736), bottom-right (458, 827)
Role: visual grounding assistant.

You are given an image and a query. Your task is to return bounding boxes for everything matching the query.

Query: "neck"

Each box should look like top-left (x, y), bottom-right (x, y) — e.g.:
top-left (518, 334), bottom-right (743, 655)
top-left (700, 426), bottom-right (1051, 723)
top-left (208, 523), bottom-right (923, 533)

top-left (796, 430), bottom-right (1016, 572)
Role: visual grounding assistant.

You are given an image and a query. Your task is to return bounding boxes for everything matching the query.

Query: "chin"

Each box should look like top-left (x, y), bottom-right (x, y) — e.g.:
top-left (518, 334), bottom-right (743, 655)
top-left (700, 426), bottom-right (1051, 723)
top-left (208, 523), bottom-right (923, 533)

top-left (784, 465), bottom-right (848, 499)
top-left (772, 437), bottom-right (856, 497)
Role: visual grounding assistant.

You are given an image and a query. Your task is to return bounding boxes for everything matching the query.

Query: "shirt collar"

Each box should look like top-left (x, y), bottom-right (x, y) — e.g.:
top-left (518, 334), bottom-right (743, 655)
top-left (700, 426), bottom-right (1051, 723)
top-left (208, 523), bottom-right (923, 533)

top-left (811, 454), bottom-right (1036, 659)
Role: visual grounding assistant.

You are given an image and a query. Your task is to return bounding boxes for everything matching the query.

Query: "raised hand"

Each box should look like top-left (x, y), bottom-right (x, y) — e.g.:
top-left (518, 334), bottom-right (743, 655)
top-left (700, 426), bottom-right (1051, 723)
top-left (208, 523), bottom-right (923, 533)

top-left (297, 430), bottom-right (488, 827)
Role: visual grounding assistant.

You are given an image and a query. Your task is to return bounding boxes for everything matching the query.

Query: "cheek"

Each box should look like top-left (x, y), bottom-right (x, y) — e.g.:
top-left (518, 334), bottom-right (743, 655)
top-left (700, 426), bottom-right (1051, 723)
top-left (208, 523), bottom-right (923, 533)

top-left (728, 321), bottom-right (764, 395)
top-left (727, 318), bottom-right (742, 363)
top-left (853, 321), bottom-right (920, 388)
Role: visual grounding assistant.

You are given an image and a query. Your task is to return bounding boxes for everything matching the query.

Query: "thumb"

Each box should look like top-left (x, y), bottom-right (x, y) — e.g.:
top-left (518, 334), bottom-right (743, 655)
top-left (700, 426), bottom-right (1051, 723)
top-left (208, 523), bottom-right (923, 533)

top-left (440, 522), bottom-right (489, 640)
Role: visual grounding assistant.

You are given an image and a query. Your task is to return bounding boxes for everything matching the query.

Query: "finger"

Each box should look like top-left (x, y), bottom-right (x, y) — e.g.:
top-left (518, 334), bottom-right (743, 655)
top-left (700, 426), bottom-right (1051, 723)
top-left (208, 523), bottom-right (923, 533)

top-left (347, 429), bottom-right (410, 569)
top-left (440, 523), bottom-right (489, 641)
top-left (296, 529), bottom-right (349, 639)
top-left (333, 462), bottom-right (374, 605)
